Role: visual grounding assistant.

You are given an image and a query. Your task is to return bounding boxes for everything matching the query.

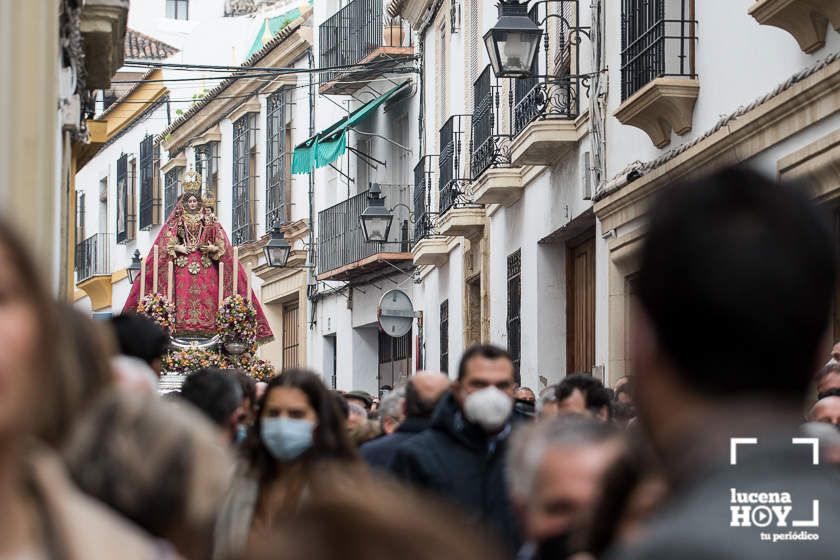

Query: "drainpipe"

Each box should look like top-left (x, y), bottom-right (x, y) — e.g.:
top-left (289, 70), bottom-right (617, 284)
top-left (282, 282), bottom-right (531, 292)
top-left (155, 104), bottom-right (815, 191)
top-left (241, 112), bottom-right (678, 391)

top-left (307, 48), bottom-right (318, 330)
top-left (589, 0), bottom-right (607, 191)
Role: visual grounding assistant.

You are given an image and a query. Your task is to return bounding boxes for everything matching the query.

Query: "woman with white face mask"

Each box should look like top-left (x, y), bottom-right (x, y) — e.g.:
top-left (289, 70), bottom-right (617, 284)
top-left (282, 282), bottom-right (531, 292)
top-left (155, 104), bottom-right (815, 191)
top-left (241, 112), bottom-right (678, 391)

top-left (214, 369), bottom-right (360, 560)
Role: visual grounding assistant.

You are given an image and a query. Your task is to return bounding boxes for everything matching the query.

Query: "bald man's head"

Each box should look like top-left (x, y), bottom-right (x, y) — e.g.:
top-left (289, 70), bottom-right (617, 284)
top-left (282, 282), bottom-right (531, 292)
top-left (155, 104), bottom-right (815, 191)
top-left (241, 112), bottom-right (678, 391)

top-left (405, 371), bottom-right (451, 418)
top-left (808, 396), bottom-right (840, 427)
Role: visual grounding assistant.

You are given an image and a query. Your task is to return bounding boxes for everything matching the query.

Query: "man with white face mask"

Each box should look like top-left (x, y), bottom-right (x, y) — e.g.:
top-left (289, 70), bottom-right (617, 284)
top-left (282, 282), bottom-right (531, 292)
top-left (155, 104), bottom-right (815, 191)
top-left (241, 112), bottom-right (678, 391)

top-left (392, 345), bottom-right (526, 555)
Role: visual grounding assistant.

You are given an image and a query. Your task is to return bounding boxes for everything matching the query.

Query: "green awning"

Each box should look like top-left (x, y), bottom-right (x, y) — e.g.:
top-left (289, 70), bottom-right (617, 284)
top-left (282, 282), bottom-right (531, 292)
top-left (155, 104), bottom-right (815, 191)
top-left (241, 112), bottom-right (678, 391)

top-left (292, 81), bottom-right (410, 175)
top-left (244, 1), bottom-right (313, 60)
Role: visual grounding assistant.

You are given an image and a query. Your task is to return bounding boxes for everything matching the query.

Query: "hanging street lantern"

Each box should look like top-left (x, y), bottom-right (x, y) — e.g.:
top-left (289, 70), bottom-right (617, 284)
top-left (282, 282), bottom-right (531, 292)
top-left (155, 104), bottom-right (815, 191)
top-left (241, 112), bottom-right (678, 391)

top-left (127, 249), bottom-right (142, 284)
top-left (360, 183), bottom-right (394, 244)
top-left (484, 0), bottom-right (543, 78)
top-left (263, 226), bottom-right (292, 268)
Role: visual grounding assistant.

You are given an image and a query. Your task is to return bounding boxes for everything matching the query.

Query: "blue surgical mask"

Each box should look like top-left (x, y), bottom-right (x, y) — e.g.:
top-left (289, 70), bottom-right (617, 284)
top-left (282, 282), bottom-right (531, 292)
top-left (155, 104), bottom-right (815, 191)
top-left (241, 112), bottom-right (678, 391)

top-left (261, 417), bottom-right (315, 462)
top-left (235, 424), bottom-right (248, 445)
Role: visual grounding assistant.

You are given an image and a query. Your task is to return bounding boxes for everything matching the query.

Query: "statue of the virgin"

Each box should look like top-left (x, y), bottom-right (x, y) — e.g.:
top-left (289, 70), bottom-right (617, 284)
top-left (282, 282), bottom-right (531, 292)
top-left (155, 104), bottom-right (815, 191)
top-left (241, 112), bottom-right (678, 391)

top-left (122, 171), bottom-right (273, 341)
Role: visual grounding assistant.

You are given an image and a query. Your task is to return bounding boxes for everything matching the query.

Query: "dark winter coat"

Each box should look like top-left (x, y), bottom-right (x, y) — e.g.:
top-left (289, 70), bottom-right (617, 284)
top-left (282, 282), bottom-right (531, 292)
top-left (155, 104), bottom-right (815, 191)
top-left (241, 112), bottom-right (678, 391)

top-left (391, 392), bottom-right (523, 555)
top-left (360, 416), bottom-right (431, 471)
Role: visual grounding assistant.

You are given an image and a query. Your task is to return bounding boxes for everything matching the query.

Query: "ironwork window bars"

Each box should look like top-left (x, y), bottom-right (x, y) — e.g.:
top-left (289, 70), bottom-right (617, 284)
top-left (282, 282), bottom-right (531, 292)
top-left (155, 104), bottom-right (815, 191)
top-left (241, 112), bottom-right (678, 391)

top-left (265, 88), bottom-right (289, 230)
top-left (139, 135), bottom-right (157, 230)
top-left (620, 0), bottom-right (697, 100)
top-left (232, 112), bottom-right (259, 246)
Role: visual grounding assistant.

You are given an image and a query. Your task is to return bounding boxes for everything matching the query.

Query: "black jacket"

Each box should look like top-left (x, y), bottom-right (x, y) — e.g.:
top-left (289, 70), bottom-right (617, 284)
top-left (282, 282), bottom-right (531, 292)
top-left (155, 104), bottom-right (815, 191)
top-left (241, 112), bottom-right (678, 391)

top-left (360, 416), bottom-right (430, 470)
top-left (391, 393), bottom-right (523, 555)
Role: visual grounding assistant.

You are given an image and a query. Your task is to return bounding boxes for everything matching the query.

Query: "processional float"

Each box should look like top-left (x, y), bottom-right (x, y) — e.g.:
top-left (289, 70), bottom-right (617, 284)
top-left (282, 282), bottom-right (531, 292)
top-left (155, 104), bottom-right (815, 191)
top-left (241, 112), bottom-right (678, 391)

top-left (123, 170), bottom-right (275, 379)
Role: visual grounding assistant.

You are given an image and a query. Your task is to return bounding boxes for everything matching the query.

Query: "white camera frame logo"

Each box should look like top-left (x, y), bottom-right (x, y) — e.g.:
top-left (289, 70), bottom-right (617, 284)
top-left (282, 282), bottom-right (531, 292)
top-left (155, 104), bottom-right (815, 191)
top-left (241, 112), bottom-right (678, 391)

top-left (728, 437), bottom-right (820, 529)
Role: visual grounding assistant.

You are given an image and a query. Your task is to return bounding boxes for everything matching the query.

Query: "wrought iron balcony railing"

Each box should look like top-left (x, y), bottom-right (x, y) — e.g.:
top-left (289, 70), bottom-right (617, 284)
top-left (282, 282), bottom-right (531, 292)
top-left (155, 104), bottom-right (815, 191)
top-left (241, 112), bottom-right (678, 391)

top-left (439, 114), bottom-right (471, 215)
top-left (317, 184), bottom-right (413, 275)
top-left (319, 0), bottom-right (412, 85)
top-left (512, 74), bottom-right (582, 137)
top-left (471, 65), bottom-right (496, 180)
top-left (511, 0), bottom-right (583, 138)
top-left (620, 0), bottom-right (697, 100)
top-left (413, 156), bottom-right (434, 241)
top-left (75, 233), bottom-right (110, 283)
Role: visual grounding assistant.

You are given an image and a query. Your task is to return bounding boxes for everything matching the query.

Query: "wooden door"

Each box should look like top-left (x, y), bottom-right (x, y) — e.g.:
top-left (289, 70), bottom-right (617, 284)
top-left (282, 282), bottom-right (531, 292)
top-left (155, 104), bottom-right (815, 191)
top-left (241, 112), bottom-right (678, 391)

top-left (567, 234), bottom-right (595, 373)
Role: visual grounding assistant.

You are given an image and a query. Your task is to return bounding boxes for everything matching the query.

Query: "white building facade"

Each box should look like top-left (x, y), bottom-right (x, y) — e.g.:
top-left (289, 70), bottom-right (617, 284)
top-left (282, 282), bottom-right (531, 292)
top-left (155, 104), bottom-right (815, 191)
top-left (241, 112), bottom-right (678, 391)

top-left (387, 0), bottom-right (840, 392)
top-left (302, 0), bottom-right (419, 393)
top-left (74, 0), bottom-right (317, 368)
top-left (74, 0), bottom-right (840, 392)
top-left (159, 16), bottom-right (315, 368)
top-left (74, 0), bottom-right (306, 311)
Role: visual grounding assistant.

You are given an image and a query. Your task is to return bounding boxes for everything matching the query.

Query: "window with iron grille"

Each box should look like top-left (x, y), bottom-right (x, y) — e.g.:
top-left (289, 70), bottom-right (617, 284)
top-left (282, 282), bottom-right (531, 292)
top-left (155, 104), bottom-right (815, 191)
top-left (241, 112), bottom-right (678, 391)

top-left (116, 154), bottom-right (128, 244)
top-left (266, 89), bottom-right (288, 229)
top-left (139, 135), bottom-right (156, 230)
top-left (438, 115), bottom-right (468, 215)
top-left (514, 4), bottom-right (542, 135)
top-left (507, 250), bottom-right (522, 375)
top-left (127, 158), bottom-right (137, 241)
top-left (152, 142), bottom-right (161, 225)
top-left (413, 157), bottom-right (430, 241)
top-left (164, 167), bottom-right (180, 218)
top-left (620, 0), bottom-right (696, 100)
top-left (232, 113), bottom-right (258, 246)
top-left (195, 142), bottom-right (219, 199)
top-left (440, 300), bottom-right (449, 373)
top-left (166, 0), bottom-right (189, 20)
top-left (552, 0), bottom-right (576, 75)
top-left (471, 65), bottom-right (495, 179)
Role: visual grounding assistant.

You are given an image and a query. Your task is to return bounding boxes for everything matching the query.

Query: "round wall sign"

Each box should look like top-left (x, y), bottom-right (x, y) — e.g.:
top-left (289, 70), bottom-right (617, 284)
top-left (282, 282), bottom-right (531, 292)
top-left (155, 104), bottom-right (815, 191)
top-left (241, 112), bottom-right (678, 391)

top-left (378, 289), bottom-right (415, 338)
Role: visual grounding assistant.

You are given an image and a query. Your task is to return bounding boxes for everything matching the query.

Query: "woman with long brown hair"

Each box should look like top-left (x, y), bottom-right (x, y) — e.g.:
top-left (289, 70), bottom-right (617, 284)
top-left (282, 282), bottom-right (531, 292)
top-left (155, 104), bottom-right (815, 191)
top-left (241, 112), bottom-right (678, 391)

top-left (0, 219), bottom-right (166, 559)
top-left (214, 369), bottom-right (361, 560)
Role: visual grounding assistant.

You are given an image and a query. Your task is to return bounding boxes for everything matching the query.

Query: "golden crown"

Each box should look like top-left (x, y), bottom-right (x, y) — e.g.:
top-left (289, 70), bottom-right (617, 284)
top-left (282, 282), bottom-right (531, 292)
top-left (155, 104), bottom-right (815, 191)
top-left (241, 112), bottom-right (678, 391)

top-left (181, 169), bottom-right (202, 196)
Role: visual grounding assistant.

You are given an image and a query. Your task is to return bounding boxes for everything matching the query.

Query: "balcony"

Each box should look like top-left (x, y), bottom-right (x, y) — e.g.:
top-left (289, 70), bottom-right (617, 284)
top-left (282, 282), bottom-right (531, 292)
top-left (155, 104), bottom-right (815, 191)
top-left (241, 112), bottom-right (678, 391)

top-left (472, 166), bottom-right (525, 206)
top-left (79, 0), bottom-right (129, 89)
top-left (317, 184), bottom-right (414, 282)
top-left (436, 206), bottom-right (486, 239)
top-left (468, 65), bottom-right (528, 205)
top-left (510, 75), bottom-right (582, 166)
top-left (413, 156), bottom-right (433, 242)
top-left (749, 0), bottom-right (840, 54)
top-left (495, 1), bottom-right (581, 167)
top-left (439, 114), bottom-right (472, 215)
top-left (614, 1), bottom-right (698, 148)
top-left (75, 233), bottom-right (112, 310)
top-left (411, 156), bottom-right (450, 267)
top-left (319, 0), bottom-right (414, 95)
top-left (471, 66), bottom-right (497, 180)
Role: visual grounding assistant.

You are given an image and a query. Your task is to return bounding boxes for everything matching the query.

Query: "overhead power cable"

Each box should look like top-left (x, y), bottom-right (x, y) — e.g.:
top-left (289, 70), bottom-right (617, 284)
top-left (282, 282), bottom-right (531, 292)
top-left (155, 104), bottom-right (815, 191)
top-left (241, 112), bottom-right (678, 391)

top-left (122, 57), bottom-right (417, 74)
top-left (114, 57), bottom-right (419, 84)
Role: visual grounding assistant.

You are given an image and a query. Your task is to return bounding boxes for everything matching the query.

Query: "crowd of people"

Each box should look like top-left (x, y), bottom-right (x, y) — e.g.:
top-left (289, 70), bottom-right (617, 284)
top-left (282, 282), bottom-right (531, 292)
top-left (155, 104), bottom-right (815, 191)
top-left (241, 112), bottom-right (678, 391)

top-left (2, 166), bottom-right (840, 559)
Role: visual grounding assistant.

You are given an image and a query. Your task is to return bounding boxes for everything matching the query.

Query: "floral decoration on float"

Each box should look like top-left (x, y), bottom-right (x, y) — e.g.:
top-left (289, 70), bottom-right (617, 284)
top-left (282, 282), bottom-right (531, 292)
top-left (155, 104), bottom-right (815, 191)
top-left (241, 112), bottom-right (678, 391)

top-left (137, 293), bottom-right (176, 334)
top-left (216, 294), bottom-right (258, 354)
top-left (161, 347), bottom-right (276, 380)
top-left (162, 348), bottom-right (225, 374)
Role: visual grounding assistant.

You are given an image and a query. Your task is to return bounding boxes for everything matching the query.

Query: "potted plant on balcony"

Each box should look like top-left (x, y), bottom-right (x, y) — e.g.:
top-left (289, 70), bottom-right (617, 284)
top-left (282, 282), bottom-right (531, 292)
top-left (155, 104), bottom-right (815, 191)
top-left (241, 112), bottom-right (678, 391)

top-left (384, 16), bottom-right (404, 47)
